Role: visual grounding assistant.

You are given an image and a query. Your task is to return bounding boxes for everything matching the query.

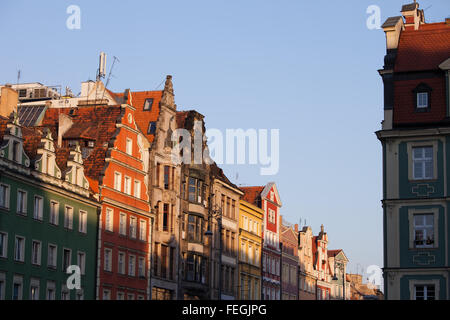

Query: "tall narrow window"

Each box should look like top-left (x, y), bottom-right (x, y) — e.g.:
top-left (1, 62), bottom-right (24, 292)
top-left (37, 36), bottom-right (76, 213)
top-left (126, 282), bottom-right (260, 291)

top-left (118, 252), bottom-right (125, 274)
top-left (134, 180), bottom-right (141, 198)
top-left (128, 255), bottom-right (136, 276)
top-left (48, 244), bottom-right (57, 268)
top-left (63, 249), bottom-right (71, 272)
top-left (64, 206), bottom-right (73, 230)
top-left (50, 201), bottom-right (59, 225)
top-left (413, 147), bottom-right (433, 180)
top-left (17, 190), bottom-right (27, 215)
top-left (0, 184), bottom-right (10, 209)
top-left (104, 249), bottom-right (112, 272)
top-left (105, 208), bottom-right (113, 232)
top-left (161, 246), bottom-right (168, 279)
top-left (188, 178), bottom-right (196, 202)
top-left (126, 138), bottom-right (132, 155)
top-left (164, 166), bottom-right (170, 190)
top-left (12, 141), bottom-right (20, 163)
top-left (129, 216), bottom-right (137, 239)
top-left (139, 220), bottom-right (147, 241)
top-left (31, 240), bottom-right (41, 265)
top-left (163, 204), bottom-right (169, 232)
top-left (114, 172), bottom-right (122, 191)
top-left (77, 252), bottom-right (86, 275)
top-left (138, 257), bottom-right (145, 278)
top-left (79, 211), bottom-right (87, 233)
top-left (14, 236), bottom-right (25, 262)
top-left (124, 176), bottom-right (131, 195)
top-left (0, 232), bottom-right (7, 258)
top-left (119, 213), bottom-right (127, 235)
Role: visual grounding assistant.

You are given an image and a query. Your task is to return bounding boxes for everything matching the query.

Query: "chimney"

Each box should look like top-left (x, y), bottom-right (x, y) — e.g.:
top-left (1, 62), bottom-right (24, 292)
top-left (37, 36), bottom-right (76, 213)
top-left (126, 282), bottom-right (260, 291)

top-left (401, 2), bottom-right (425, 30)
top-left (58, 113), bottom-right (73, 147)
top-left (0, 84), bottom-right (19, 118)
top-left (294, 224), bottom-right (299, 233)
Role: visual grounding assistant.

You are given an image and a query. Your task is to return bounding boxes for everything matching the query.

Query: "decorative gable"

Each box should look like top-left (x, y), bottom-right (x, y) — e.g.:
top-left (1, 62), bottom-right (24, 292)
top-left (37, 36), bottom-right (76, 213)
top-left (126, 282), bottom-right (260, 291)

top-left (0, 113), bottom-right (30, 168)
top-left (35, 128), bottom-right (62, 178)
top-left (64, 144), bottom-right (89, 190)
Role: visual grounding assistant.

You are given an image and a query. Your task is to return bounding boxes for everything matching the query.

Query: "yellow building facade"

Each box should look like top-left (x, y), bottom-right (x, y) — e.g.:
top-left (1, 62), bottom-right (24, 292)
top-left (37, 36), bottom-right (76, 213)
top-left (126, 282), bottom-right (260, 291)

top-left (238, 200), bottom-right (264, 300)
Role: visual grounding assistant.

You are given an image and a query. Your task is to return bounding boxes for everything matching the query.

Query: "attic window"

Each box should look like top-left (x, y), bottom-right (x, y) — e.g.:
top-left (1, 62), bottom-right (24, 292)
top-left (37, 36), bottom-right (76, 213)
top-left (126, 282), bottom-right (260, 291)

top-left (148, 122), bottom-right (156, 135)
top-left (143, 98), bottom-right (154, 111)
top-left (413, 83), bottom-right (432, 112)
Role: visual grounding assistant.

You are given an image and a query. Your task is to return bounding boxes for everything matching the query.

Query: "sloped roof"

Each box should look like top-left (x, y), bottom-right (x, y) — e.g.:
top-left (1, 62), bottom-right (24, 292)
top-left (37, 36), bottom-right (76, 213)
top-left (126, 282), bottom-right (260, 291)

top-left (129, 90), bottom-right (163, 143)
top-left (241, 186), bottom-right (264, 206)
top-left (395, 22), bottom-right (450, 72)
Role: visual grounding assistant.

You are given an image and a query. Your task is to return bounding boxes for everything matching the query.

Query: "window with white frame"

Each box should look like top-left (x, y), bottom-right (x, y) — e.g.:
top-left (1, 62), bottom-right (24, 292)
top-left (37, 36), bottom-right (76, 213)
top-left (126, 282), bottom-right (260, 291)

top-left (128, 254), bottom-right (136, 276)
top-left (138, 257), bottom-right (145, 278)
top-left (117, 292), bottom-right (125, 300)
top-left (64, 206), bottom-right (73, 230)
top-left (414, 214), bottom-right (434, 248)
top-left (17, 190), bottom-right (27, 215)
top-left (0, 232), bottom-right (7, 258)
top-left (30, 279), bottom-right (39, 300)
top-left (139, 219), bottom-right (147, 241)
top-left (415, 284), bottom-right (435, 300)
top-left (126, 138), bottom-right (132, 156)
top-left (118, 251), bottom-right (125, 274)
top-left (119, 213), bottom-right (127, 235)
top-left (63, 248), bottom-right (71, 272)
top-left (417, 92), bottom-right (429, 109)
top-left (0, 184), bottom-right (10, 209)
top-left (412, 147), bottom-right (433, 180)
top-left (31, 240), bottom-right (41, 265)
top-left (77, 251), bottom-right (86, 275)
top-left (79, 210), bottom-right (87, 233)
top-left (134, 180), bottom-right (141, 198)
top-left (114, 172), bottom-right (122, 192)
top-left (46, 281), bottom-right (56, 300)
top-left (103, 289), bottom-right (111, 300)
top-left (127, 293), bottom-right (135, 300)
top-left (129, 216), bottom-right (137, 238)
top-left (104, 248), bottom-right (112, 272)
top-left (12, 276), bottom-right (23, 300)
top-left (124, 176), bottom-right (132, 195)
top-left (33, 196), bottom-right (43, 220)
top-left (49, 201), bottom-right (59, 225)
top-left (14, 236), bottom-right (25, 262)
top-left (268, 209), bottom-right (275, 224)
top-left (48, 244), bottom-right (57, 268)
top-left (105, 208), bottom-right (114, 232)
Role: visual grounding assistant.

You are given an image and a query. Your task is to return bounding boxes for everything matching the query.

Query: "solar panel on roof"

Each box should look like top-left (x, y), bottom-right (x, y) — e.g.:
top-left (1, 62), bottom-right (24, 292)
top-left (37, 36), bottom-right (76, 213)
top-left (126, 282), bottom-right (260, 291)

top-left (18, 105), bottom-right (46, 127)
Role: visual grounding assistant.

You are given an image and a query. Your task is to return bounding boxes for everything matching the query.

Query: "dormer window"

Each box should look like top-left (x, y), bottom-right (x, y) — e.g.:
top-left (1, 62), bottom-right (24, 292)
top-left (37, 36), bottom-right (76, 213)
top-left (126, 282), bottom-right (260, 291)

top-left (413, 83), bottom-right (432, 112)
top-left (12, 141), bottom-right (20, 163)
top-left (143, 98), bottom-right (154, 111)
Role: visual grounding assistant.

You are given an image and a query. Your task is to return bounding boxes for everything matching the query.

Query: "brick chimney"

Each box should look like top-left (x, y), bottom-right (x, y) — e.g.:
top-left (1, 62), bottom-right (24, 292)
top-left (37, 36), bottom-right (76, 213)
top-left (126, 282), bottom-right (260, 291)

top-left (401, 2), bottom-right (425, 30)
top-left (0, 84), bottom-right (19, 118)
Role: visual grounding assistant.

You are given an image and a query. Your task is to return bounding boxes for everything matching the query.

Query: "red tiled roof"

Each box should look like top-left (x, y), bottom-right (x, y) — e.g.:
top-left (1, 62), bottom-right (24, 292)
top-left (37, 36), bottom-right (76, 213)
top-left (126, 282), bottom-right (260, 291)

top-left (395, 22), bottom-right (450, 72)
top-left (241, 186), bottom-right (264, 206)
top-left (129, 91), bottom-right (163, 143)
top-left (21, 127), bottom-right (43, 160)
top-left (328, 249), bottom-right (342, 257)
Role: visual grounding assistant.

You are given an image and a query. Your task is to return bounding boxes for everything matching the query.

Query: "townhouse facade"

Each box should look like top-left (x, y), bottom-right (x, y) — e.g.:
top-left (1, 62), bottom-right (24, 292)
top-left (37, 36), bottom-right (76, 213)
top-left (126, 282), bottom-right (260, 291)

top-left (297, 226), bottom-right (317, 300)
top-left (377, 2), bottom-right (450, 300)
top-left (238, 199), bottom-right (263, 300)
top-left (280, 221), bottom-right (299, 300)
top-left (328, 249), bottom-right (350, 300)
top-left (0, 87), bottom-right (99, 300)
top-left (313, 225), bottom-right (332, 300)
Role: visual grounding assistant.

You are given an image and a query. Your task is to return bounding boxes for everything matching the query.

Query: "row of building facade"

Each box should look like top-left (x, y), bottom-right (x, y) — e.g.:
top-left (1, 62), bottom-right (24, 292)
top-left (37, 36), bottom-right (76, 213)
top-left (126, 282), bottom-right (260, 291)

top-left (0, 74), bottom-right (356, 300)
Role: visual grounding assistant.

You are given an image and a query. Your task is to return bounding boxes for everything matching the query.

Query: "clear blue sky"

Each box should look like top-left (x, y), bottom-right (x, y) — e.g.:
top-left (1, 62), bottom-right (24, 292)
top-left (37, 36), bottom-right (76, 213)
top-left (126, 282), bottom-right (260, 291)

top-left (1, 0), bottom-right (449, 282)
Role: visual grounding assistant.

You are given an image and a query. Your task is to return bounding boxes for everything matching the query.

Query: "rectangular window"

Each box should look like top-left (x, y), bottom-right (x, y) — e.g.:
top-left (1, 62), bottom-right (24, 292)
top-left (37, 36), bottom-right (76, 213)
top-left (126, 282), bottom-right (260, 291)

top-left (126, 138), bottom-right (132, 155)
top-left (105, 208), bottom-right (113, 232)
top-left (64, 206), bottom-right (73, 230)
top-left (118, 252), bottom-right (125, 274)
top-left (14, 236), bottom-right (25, 262)
top-left (30, 280), bottom-right (39, 300)
top-left (415, 285), bottom-right (435, 300)
top-left (31, 240), bottom-right (41, 265)
top-left (12, 278), bottom-right (22, 300)
top-left (48, 244), bottom-right (57, 268)
top-left (119, 213), bottom-right (127, 235)
top-left (188, 177), bottom-right (196, 202)
top-left (413, 147), bottom-right (433, 180)
top-left (417, 92), bottom-right (429, 109)
top-left (164, 166), bottom-right (170, 190)
top-left (130, 216), bottom-right (137, 238)
top-left (17, 190), bottom-right (27, 215)
top-left (103, 289), bottom-right (111, 300)
top-left (77, 251), bottom-right (86, 275)
top-left (0, 232), bottom-right (7, 258)
top-left (79, 210), bottom-right (87, 233)
top-left (114, 172), bottom-right (122, 191)
top-left (143, 98), bottom-right (154, 111)
top-left (50, 201), bottom-right (59, 225)
top-left (63, 248), bottom-right (71, 272)
top-left (163, 204), bottom-right (169, 232)
top-left (46, 282), bottom-right (55, 300)
top-left (134, 180), bottom-right (141, 198)
top-left (117, 292), bottom-right (125, 300)
top-left (33, 196), bottom-right (43, 220)
top-left (0, 184), bottom-right (10, 209)
top-left (127, 293), bottom-right (135, 300)
top-left (139, 220), bottom-right (147, 241)
top-left (161, 245), bottom-right (168, 278)
top-left (138, 257), bottom-right (145, 278)
top-left (104, 249), bottom-right (112, 272)
top-left (414, 214), bottom-right (434, 248)
top-left (12, 141), bottom-right (20, 163)
top-left (148, 122), bottom-right (157, 135)
top-left (128, 255), bottom-right (136, 276)
top-left (124, 176), bottom-right (132, 195)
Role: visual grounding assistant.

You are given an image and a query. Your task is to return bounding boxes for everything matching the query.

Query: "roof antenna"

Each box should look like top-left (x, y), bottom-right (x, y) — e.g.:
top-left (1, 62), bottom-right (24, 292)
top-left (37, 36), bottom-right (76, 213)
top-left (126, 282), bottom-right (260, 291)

top-left (17, 69), bottom-right (21, 86)
top-left (100, 55), bottom-right (120, 103)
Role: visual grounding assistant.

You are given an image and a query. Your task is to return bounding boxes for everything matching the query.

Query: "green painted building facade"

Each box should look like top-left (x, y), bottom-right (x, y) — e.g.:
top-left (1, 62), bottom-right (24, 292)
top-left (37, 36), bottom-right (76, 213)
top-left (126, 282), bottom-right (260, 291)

top-left (377, 4), bottom-right (450, 300)
top-left (0, 114), bottom-right (99, 300)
